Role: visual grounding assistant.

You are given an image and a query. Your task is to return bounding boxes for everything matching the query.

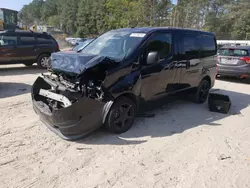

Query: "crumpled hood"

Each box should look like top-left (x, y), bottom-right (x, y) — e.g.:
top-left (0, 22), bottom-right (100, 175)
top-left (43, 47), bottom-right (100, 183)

top-left (50, 51), bottom-right (107, 75)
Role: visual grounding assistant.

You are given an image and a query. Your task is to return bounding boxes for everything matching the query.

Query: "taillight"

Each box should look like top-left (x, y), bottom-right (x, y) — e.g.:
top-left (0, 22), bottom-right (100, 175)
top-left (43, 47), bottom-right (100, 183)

top-left (239, 57), bottom-right (250, 64)
top-left (56, 43), bottom-right (59, 51)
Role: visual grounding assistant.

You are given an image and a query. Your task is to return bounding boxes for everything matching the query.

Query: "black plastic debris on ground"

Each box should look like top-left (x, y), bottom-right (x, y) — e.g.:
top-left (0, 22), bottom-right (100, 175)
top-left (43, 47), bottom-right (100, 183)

top-left (208, 93), bottom-right (231, 114)
top-left (218, 154), bottom-right (231, 161)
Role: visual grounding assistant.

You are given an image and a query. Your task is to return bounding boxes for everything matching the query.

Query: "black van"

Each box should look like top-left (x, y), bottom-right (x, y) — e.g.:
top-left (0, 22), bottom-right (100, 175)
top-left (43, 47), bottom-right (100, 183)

top-left (32, 27), bottom-right (217, 140)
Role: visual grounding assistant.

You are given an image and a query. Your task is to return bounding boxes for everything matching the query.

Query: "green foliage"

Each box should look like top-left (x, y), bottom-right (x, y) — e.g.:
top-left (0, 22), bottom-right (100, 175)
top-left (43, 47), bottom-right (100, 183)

top-left (18, 0), bottom-right (250, 39)
top-left (19, 0), bottom-right (44, 25)
top-left (48, 15), bottom-right (61, 28)
top-left (41, 0), bottom-right (58, 22)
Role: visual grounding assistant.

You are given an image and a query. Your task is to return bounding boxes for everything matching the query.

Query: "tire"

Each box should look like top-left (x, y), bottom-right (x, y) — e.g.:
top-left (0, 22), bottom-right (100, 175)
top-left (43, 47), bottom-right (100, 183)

top-left (194, 79), bottom-right (210, 104)
top-left (37, 54), bottom-right (50, 69)
top-left (105, 97), bottom-right (136, 134)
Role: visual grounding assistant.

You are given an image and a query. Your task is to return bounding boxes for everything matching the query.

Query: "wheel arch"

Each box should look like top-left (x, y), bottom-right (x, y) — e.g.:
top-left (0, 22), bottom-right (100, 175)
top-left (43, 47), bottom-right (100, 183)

top-left (102, 92), bottom-right (139, 124)
top-left (202, 75), bottom-right (212, 88)
top-left (36, 52), bottom-right (51, 62)
top-left (114, 92), bottom-right (138, 107)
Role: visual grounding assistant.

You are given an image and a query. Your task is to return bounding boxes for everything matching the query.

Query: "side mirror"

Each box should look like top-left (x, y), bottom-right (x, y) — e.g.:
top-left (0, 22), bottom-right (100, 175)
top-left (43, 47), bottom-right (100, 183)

top-left (146, 51), bottom-right (159, 65)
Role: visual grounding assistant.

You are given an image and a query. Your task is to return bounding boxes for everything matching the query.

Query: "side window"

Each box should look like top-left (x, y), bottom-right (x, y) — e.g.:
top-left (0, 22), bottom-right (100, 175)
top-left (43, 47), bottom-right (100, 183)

top-left (200, 35), bottom-right (216, 57)
top-left (0, 34), bottom-right (17, 46)
top-left (146, 33), bottom-right (172, 59)
top-left (36, 34), bottom-right (54, 44)
top-left (0, 10), bottom-right (3, 20)
top-left (19, 33), bottom-right (36, 45)
top-left (183, 33), bottom-right (200, 59)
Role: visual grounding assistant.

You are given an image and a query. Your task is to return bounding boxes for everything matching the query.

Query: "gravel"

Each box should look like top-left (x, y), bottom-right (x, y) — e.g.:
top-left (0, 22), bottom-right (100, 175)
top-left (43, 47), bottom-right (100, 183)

top-left (1, 64), bottom-right (250, 188)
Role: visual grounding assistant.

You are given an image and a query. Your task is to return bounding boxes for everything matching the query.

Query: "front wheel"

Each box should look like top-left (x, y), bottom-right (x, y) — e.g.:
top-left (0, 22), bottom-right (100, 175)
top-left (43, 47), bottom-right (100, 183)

top-left (194, 79), bottom-right (210, 104)
top-left (105, 97), bottom-right (136, 134)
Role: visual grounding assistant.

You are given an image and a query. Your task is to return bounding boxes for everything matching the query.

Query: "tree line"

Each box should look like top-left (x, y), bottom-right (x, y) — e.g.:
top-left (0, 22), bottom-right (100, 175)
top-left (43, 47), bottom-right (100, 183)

top-left (19, 0), bottom-right (250, 40)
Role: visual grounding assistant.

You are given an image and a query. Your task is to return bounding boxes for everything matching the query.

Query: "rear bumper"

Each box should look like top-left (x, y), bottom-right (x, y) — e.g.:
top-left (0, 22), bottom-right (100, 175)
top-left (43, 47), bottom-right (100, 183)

top-left (217, 64), bottom-right (250, 77)
top-left (32, 77), bottom-right (109, 141)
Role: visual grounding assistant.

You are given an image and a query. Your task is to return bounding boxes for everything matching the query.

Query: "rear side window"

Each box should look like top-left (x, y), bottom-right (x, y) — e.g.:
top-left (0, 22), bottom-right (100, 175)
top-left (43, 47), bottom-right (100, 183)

top-left (146, 33), bottom-right (172, 59)
top-left (0, 34), bottom-right (17, 46)
top-left (19, 33), bottom-right (36, 45)
top-left (218, 48), bottom-right (249, 56)
top-left (200, 34), bottom-right (216, 57)
top-left (183, 33), bottom-right (200, 59)
top-left (36, 34), bottom-right (54, 44)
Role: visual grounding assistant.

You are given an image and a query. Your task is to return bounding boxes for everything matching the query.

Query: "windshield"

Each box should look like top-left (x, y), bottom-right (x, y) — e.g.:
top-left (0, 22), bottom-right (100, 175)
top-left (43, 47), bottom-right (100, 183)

top-left (218, 48), bottom-right (249, 56)
top-left (72, 39), bottom-right (94, 52)
top-left (81, 30), bottom-right (146, 60)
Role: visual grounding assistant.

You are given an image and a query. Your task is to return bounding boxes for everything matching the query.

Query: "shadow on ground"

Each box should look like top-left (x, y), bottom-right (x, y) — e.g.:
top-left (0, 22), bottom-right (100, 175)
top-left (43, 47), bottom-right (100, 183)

top-left (0, 82), bottom-right (31, 98)
top-left (78, 89), bottom-right (250, 146)
top-left (217, 76), bottom-right (250, 84)
top-left (0, 65), bottom-right (45, 76)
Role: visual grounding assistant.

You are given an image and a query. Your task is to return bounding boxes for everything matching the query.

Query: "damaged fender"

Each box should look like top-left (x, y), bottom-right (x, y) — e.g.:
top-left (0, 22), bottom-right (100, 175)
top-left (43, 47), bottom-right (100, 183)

top-left (32, 51), bottom-right (138, 140)
top-left (32, 73), bottom-right (114, 140)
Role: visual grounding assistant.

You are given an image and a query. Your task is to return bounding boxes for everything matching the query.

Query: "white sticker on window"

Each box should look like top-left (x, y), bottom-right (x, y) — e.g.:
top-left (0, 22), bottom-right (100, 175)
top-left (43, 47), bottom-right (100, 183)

top-left (130, 33), bottom-right (146, 38)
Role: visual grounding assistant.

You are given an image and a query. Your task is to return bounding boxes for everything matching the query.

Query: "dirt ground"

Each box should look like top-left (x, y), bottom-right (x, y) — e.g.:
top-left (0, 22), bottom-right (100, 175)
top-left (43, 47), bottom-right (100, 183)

top-left (0, 64), bottom-right (250, 188)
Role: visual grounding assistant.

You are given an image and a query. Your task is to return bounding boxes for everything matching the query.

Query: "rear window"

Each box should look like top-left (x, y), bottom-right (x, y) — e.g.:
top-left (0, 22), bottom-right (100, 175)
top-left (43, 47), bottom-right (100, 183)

top-left (36, 34), bottom-right (54, 44)
top-left (218, 48), bottom-right (249, 56)
top-left (0, 34), bottom-right (17, 46)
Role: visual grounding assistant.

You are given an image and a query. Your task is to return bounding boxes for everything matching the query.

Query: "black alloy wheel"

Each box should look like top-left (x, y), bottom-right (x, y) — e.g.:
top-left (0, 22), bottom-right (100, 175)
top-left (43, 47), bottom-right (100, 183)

top-left (195, 79), bottom-right (210, 104)
top-left (106, 97), bottom-right (136, 134)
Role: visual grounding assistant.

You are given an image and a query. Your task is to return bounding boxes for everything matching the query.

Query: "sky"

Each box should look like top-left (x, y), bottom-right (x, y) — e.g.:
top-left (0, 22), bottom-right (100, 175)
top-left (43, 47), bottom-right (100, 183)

top-left (0, 0), bottom-right (178, 12)
top-left (0, 0), bottom-right (33, 11)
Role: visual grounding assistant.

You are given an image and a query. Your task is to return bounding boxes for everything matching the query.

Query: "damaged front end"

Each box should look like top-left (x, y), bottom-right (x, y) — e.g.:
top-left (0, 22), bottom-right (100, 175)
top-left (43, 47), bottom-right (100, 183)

top-left (32, 52), bottom-right (115, 140)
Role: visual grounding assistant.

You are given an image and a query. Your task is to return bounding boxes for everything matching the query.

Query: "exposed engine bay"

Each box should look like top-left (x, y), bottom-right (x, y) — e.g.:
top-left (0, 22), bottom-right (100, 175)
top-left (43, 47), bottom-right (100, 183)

top-left (35, 68), bottom-right (108, 111)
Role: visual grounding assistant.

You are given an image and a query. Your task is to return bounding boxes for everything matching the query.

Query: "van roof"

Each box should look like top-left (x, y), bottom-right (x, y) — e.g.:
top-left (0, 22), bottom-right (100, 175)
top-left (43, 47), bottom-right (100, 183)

top-left (0, 30), bottom-right (49, 35)
top-left (113, 27), bottom-right (214, 35)
top-left (0, 8), bottom-right (18, 13)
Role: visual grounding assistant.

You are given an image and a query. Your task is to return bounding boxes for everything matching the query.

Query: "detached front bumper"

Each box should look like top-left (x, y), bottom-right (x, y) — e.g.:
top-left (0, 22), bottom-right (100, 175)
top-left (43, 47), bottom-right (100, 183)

top-left (32, 77), bottom-right (110, 141)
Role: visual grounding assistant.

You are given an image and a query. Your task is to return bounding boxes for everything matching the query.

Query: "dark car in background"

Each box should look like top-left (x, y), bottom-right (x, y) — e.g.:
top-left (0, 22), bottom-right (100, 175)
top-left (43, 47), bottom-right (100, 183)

top-left (0, 30), bottom-right (59, 68)
top-left (217, 46), bottom-right (250, 79)
top-left (72, 38), bottom-right (95, 52)
top-left (32, 27), bottom-right (217, 140)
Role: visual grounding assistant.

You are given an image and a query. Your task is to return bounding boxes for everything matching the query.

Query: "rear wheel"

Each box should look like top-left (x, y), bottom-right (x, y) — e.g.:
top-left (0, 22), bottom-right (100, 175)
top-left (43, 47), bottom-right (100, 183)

top-left (105, 97), bottom-right (136, 134)
top-left (194, 79), bottom-right (210, 104)
top-left (37, 54), bottom-right (50, 69)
